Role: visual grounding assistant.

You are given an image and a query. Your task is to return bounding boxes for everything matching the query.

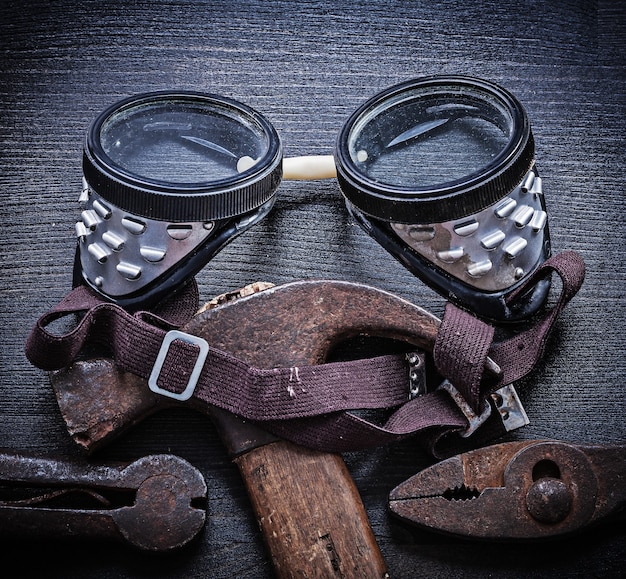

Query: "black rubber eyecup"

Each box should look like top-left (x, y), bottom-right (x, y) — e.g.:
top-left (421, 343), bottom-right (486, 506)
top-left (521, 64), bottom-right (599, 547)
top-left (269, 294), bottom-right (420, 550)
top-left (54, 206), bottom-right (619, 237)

top-left (335, 75), bottom-right (534, 224)
top-left (84, 91), bottom-right (283, 222)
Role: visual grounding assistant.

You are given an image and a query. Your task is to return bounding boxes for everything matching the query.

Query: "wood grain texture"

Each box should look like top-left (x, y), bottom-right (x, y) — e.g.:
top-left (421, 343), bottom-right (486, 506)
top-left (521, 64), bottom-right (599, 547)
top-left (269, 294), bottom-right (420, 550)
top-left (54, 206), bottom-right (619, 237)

top-left (235, 441), bottom-right (387, 578)
top-left (1, 0), bottom-right (624, 576)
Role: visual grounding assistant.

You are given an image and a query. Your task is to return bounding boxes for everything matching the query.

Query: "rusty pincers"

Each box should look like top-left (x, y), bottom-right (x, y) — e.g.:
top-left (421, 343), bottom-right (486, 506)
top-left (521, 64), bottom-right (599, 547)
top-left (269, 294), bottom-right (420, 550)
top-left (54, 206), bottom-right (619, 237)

top-left (0, 452), bottom-right (207, 551)
top-left (389, 439), bottom-right (626, 540)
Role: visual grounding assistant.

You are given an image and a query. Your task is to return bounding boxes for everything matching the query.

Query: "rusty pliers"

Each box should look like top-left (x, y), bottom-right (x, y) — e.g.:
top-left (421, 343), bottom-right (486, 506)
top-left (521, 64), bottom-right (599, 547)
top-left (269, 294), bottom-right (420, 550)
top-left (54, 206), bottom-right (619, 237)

top-left (0, 452), bottom-right (207, 551)
top-left (389, 440), bottom-right (626, 540)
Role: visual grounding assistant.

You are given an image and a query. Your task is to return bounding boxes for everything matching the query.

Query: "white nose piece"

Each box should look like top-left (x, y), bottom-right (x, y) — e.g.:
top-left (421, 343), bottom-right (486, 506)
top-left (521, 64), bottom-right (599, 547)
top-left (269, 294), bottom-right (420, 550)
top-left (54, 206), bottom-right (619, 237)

top-left (282, 155), bottom-right (337, 180)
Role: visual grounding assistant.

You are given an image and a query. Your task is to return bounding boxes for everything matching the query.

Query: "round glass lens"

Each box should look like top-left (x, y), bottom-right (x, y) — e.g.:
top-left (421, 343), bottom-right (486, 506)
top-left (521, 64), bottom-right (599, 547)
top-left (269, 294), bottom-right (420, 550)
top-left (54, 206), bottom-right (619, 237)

top-left (99, 98), bottom-right (269, 184)
top-left (347, 85), bottom-right (514, 188)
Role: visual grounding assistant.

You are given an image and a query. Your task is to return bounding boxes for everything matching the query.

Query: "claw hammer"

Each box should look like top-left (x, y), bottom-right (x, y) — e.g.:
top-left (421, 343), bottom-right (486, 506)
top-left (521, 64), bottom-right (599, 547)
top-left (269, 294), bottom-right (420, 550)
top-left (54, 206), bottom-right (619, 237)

top-left (50, 279), bottom-right (445, 576)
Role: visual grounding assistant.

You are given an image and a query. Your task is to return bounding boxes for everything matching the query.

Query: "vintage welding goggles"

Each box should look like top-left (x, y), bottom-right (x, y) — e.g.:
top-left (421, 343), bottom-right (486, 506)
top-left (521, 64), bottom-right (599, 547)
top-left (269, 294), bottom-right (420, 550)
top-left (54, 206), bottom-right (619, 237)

top-left (76, 76), bottom-right (551, 321)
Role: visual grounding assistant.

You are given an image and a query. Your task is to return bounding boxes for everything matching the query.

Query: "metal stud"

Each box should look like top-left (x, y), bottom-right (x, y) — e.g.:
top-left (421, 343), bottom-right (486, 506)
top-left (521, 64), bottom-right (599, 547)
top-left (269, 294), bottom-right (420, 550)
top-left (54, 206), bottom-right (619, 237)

top-left (521, 171), bottom-right (536, 193)
top-left (494, 197), bottom-right (517, 218)
top-left (87, 243), bottom-right (110, 264)
top-left (122, 217), bottom-right (147, 235)
top-left (93, 199), bottom-right (112, 220)
top-left (454, 219), bottom-right (479, 237)
top-left (79, 178), bottom-right (90, 205)
top-left (167, 225), bottom-right (193, 240)
top-left (140, 246), bottom-right (167, 263)
top-left (530, 210), bottom-right (547, 232)
top-left (116, 262), bottom-right (142, 280)
top-left (480, 230), bottom-right (506, 250)
top-left (407, 225), bottom-right (436, 242)
top-left (75, 221), bottom-right (88, 241)
top-left (467, 259), bottom-right (493, 277)
top-left (437, 247), bottom-right (464, 263)
top-left (530, 176), bottom-right (543, 196)
top-left (81, 210), bottom-right (100, 231)
top-left (503, 237), bottom-right (528, 259)
top-left (102, 231), bottom-right (125, 251)
top-left (512, 205), bottom-right (535, 228)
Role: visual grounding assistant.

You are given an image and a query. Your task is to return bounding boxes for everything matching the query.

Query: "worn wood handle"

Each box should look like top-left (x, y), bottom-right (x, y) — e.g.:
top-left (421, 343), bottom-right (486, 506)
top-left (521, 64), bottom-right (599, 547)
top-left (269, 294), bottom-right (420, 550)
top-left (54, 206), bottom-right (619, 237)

top-left (235, 439), bottom-right (388, 578)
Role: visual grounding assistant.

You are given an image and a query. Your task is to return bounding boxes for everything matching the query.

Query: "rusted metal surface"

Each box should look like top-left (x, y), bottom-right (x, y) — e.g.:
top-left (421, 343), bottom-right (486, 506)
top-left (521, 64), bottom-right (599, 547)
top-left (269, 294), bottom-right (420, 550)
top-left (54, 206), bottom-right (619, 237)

top-left (51, 359), bottom-right (166, 452)
top-left (0, 452), bottom-right (207, 551)
top-left (185, 279), bottom-right (440, 368)
top-left (389, 439), bottom-right (626, 540)
top-left (50, 279), bottom-right (501, 452)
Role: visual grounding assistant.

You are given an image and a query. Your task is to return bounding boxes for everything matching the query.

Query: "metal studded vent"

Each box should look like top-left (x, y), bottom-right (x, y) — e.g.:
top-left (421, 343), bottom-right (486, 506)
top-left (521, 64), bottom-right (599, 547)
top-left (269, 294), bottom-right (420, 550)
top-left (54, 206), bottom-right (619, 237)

top-left (391, 169), bottom-right (548, 292)
top-left (76, 178), bottom-right (215, 298)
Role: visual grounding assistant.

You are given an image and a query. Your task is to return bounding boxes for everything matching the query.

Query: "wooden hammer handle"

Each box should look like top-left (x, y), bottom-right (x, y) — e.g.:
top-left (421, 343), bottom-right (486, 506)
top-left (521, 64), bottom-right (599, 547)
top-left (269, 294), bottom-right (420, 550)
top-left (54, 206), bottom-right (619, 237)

top-left (235, 440), bottom-right (388, 578)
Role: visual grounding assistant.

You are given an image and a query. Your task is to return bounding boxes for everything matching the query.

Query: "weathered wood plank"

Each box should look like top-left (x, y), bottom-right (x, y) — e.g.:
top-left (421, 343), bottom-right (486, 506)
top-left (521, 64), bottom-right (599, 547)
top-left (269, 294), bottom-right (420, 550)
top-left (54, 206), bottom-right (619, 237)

top-left (0, 1), bottom-right (624, 576)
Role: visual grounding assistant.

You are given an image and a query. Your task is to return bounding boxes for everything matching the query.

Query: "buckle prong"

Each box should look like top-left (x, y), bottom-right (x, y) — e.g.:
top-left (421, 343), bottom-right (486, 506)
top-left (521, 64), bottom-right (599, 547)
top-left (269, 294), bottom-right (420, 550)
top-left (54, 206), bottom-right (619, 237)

top-left (439, 380), bottom-right (492, 438)
top-left (148, 330), bottom-right (209, 401)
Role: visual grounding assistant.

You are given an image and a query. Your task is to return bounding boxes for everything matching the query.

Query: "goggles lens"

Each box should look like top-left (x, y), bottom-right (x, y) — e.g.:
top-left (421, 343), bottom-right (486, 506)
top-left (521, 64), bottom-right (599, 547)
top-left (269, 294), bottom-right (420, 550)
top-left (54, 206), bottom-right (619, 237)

top-left (98, 97), bottom-right (270, 184)
top-left (346, 84), bottom-right (514, 189)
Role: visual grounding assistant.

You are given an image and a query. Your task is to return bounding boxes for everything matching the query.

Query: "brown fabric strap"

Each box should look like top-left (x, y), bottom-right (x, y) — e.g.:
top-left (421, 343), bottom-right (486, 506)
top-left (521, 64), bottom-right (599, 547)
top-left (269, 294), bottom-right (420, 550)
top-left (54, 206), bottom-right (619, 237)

top-left (26, 283), bottom-right (412, 422)
top-left (432, 250), bottom-right (586, 416)
top-left (492, 250), bottom-right (586, 385)
top-left (24, 251), bottom-right (585, 456)
top-left (433, 304), bottom-right (495, 413)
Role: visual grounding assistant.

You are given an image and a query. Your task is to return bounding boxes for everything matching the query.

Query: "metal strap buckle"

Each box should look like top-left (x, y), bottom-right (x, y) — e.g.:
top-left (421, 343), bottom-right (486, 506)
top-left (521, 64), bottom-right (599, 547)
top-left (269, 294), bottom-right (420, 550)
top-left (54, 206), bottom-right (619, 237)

top-left (440, 380), bottom-right (530, 438)
top-left (489, 383), bottom-right (530, 432)
top-left (406, 351), bottom-right (427, 399)
top-left (148, 330), bottom-right (209, 401)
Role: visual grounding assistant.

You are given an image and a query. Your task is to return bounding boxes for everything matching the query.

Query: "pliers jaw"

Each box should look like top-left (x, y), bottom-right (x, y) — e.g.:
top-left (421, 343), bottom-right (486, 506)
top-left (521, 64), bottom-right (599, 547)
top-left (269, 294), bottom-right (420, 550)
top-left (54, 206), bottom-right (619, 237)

top-left (389, 441), bottom-right (525, 540)
top-left (389, 440), bottom-right (626, 541)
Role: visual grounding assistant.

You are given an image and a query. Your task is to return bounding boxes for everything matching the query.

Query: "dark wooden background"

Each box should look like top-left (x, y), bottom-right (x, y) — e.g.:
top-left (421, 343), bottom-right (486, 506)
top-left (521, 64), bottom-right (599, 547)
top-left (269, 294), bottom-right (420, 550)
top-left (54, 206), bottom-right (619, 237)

top-left (1, 1), bottom-right (624, 576)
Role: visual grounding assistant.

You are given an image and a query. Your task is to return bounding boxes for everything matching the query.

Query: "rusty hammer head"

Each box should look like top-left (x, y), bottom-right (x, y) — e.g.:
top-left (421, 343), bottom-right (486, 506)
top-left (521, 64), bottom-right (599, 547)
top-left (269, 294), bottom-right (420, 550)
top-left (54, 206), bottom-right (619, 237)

top-left (50, 279), bottom-right (448, 452)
